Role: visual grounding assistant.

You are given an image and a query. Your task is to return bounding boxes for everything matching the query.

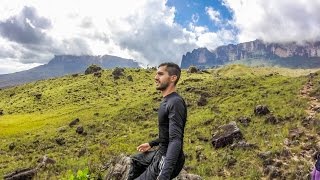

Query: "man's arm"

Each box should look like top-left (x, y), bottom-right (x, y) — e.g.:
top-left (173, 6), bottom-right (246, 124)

top-left (158, 98), bottom-right (185, 180)
top-left (148, 138), bottom-right (161, 147)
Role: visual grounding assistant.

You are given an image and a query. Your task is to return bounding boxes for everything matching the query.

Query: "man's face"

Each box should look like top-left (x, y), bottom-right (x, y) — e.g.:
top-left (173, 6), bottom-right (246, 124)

top-left (155, 66), bottom-right (171, 91)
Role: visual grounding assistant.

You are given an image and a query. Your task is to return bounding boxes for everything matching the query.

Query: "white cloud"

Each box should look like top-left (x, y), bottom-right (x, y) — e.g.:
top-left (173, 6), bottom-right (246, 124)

top-left (0, 0), bottom-right (203, 72)
top-left (192, 13), bottom-right (199, 23)
top-left (205, 6), bottom-right (221, 23)
top-left (0, 59), bottom-right (42, 74)
top-left (223, 0), bottom-right (320, 43)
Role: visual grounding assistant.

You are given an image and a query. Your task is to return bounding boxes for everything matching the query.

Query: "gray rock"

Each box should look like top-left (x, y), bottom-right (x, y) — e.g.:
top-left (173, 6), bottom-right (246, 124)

top-left (187, 66), bottom-right (198, 73)
top-left (104, 154), bottom-right (202, 180)
top-left (8, 142), bottom-right (15, 150)
top-left (230, 140), bottom-right (258, 150)
top-left (69, 118), bottom-right (80, 127)
top-left (112, 67), bottom-right (125, 79)
top-left (254, 105), bottom-right (270, 116)
top-left (265, 114), bottom-right (278, 124)
top-left (85, 64), bottom-right (102, 75)
top-left (197, 95), bottom-right (207, 106)
top-left (55, 137), bottom-right (65, 145)
top-left (237, 116), bottom-right (251, 127)
top-left (76, 126), bottom-right (84, 134)
top-left (4, 168), bottom-right (36, 180)
top-left (211, 121), bottom-right (243, 148)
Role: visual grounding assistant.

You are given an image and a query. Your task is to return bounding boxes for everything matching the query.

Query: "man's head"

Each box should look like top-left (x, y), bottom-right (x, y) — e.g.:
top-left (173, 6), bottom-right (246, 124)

top-left (155, 62), bottom-right (181, 91)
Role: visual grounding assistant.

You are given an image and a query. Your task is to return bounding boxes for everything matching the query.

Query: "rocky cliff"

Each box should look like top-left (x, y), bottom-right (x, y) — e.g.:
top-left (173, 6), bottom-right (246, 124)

top-left (181, 39), bottom-right (320, 68)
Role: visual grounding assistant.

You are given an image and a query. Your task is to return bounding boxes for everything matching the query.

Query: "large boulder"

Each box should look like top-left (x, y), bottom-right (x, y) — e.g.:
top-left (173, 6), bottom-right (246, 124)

top-left (4, 155), bottom-right (55, 180)
top-left (85, 64), bottom-right (102, 75)
top-left (187, 66), bottom-right (198, 73)
top-left (211, 121), bottom-right (243, 148)
top-left (112, 67), bottom-right (125, 79)
top-left (104, 154), bottom-right (202, 180)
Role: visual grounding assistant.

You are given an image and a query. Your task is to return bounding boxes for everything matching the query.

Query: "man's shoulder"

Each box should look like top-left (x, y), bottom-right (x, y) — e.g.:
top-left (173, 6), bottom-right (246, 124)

top-left (166, 93), bottom-right (185, 106)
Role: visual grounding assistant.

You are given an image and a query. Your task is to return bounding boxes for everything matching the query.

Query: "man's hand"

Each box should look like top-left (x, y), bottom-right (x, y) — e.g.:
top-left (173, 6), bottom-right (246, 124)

top-left (137, 143), bottom-right (151, 152)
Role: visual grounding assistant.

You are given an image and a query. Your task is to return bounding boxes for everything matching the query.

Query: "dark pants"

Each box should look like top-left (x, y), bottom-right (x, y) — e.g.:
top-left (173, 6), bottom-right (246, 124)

top-left (127, 150), bottom-right (185, 180)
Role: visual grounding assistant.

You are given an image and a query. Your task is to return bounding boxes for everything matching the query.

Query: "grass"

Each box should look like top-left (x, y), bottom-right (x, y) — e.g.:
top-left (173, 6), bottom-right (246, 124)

top-left (0, 65), bottom-right (318, 179)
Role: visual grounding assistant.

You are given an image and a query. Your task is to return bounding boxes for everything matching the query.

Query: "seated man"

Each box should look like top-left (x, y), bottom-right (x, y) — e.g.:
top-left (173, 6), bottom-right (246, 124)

top-left (128, 62), bottom-right (187, 180)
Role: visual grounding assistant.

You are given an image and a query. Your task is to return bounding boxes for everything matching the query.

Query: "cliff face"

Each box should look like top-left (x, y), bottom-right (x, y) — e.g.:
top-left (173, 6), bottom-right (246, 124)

top-left (0, 54), bottom-right (139, 88)
top-left (181, 40), bottom-right (320, 68)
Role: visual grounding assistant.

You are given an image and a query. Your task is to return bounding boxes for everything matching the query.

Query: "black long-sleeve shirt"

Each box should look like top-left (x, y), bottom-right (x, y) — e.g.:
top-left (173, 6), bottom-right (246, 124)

top-left (148, 92), bottom-right (187, 179)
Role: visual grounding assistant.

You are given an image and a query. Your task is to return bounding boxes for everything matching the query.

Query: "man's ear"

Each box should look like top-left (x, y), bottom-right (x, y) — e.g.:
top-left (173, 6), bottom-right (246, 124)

top-left (170, 75), bottom-right (177, 83)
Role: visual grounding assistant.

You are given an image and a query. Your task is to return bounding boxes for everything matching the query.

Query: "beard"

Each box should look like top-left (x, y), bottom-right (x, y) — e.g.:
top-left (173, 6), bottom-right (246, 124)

top-left (156, 81), bottom-right (169, 91)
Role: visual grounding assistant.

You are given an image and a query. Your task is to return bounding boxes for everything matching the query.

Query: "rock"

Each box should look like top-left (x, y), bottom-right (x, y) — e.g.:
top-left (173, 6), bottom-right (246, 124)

top-left (264, 165), bottom-right (282, 179)
top-left (34, 93), bottom-right (42, 99)
top-left (301, 142), bottom-right (313, 151)
top-left (37, 155), bottom-right (56, 166)
top-left (4, 155), bottom-right (55, 180)
top-left (71, 73), bottom-right (79, 77)
top-left (280, 148), bottom-right (292, 158)
top-left (195, 146), bottom-right (206, 162)
top-left (104, 154), bottom-right (132, 180)
top-left (9, 142), bottom-right (15, 150)
top-left (55, 137), bottom-right (65, 145)
top-left (4, 168), bottom-right (36, 180)
top-left (174, 169), bottom-right (202, 180)
top-left (254, 105), bottom-right (270, 116)
top-left (257, 151), bottom-right (272, 160)
top-left (187, 66), bottom-right (198, 73)
top-left (311, 105), bottom-right (320, 112)
top-left (69, 118), bottom-right (80, 127)
top-left (265, 114), bottom-right (279, 124)
top-left (85, 64), bottom-right (102, 75)
top-left (197, 95), bottom-right (207, 106)
top-left (237, 116), bottom-right (251, 127)
top-left (226, 156), bottom-right (237, 168)
top-left (57, 126), bottom-right (67, 133)
top-left (112, 67), bottom-right (125, 79)
top-left (211, 121), bottom-right (243, 148)
top-left (93, 71), bottom-right (102, 77)
top-left (78, 148), bottom-right (87, 157)
top-left (76, 126), bottom-right (84, 134)
top-left (288, 128), bottom-right (304, 140)
top-left (127, 75), bottom-right (133, 81)
top-left (230, 140), bottom-right (258, 150)
top-left (104, 154), bottom-right (202, 180)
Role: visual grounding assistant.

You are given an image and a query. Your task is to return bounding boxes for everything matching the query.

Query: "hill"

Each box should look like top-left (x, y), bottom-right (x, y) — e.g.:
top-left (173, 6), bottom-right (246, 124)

top-left (0, 54), bottom-right (139, 88)
top-left (0, 65), bottom-right (319, 179)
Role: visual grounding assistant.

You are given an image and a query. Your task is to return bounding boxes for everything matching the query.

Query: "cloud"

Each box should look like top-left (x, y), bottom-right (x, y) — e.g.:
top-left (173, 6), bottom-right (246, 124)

top-left (0, 6), bottom-right (51, 44)
top-left (223, 0), bottom-right (320, 42)
top-left (205, 6), bottom-right (221, 23)
top-left (192, 13), bottom-right (200, 23)
top-left (0, 59), bottom-right (42, 74)
top-left (0, 0), bottom-right (203, 70)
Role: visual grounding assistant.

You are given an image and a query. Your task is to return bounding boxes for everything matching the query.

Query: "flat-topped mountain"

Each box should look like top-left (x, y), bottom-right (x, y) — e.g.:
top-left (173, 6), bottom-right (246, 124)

top-left (0, 54), bottom-right (139, 88)
top-left (181, 39), bottom-right (320, 68)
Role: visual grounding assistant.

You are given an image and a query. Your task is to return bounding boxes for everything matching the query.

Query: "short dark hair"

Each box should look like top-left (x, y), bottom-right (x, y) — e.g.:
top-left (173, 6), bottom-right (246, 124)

top-left (158, 62), bottom-right (181, 85)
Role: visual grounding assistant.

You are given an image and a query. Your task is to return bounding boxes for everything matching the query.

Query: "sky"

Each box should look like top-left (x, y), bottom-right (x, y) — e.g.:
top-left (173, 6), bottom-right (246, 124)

top-left (0, 0), bottom-right (320, 74)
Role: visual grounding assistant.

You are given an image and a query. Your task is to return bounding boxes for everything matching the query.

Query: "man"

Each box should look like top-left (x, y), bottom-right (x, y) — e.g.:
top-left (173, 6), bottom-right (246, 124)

top-left (128, 62), bottom-right (187, 180)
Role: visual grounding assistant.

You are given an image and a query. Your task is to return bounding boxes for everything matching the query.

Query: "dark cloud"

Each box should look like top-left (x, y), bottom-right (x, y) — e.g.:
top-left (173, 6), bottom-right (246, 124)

top-left (0, 6), bottom-right (52, 44)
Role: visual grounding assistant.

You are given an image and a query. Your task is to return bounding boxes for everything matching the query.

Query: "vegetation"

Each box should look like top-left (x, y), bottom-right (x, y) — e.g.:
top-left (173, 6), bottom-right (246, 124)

top-left (0, 65), bottom-right (319, 179)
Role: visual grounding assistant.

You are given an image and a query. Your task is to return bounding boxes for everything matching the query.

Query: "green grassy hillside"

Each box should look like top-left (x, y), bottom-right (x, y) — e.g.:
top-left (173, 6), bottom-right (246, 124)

top-left (0, 65), bottom-right (319, 179)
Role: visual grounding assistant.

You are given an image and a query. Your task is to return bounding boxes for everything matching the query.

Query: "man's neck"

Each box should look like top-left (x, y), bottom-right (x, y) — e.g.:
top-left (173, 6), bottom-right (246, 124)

top-left (161, 86), bottom-right (176, 97)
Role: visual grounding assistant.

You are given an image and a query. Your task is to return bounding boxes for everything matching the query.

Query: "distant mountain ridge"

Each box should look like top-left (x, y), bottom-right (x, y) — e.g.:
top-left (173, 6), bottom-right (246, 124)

top-left (181, 39), bottom-right (320, 68)
top-left (0, 54), bottom-right (139, 88)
